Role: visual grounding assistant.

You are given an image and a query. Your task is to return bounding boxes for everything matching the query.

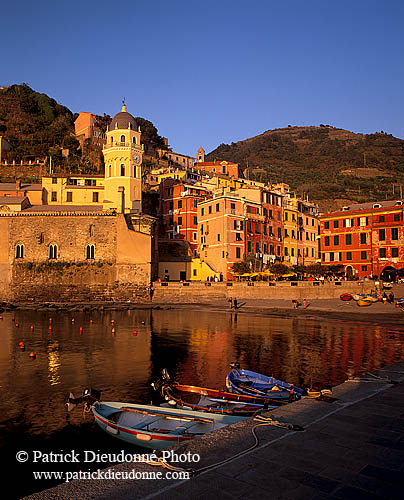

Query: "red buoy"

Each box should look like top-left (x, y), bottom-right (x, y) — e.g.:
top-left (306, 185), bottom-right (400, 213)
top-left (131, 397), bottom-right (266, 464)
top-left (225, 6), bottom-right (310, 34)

top-left (49, 318), bottom-right (52, 323)
top-left (0, 316), bottom-right (3, 320)
top-left (79, 327), bottom-right (83, 335)
top-left (90, 319), bottom-right (93, 324)
top-left (30, 325), bottom-right (34, 331)
top-left (111, 327), bottom-right (116, 334)
top-left (18, 341), bottom-right (25, 350)
top-left (49, 325), bottom-right (52, 332)
top-left (133, 330), bottom-right (138, 336)
top-left (29, 352), bottom-right (36, 359)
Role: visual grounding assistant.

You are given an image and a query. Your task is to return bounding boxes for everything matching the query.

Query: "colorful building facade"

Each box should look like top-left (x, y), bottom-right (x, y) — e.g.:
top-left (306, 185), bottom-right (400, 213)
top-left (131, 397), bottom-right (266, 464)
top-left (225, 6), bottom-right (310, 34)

top-left (320, 200), bottom-right (404, 280)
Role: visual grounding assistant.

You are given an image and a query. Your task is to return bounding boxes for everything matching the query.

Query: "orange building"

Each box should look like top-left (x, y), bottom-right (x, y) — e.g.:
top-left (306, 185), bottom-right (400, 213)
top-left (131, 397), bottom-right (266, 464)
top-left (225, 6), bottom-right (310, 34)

top-left (159, 178), bottom-right (210, 254)
top-left (198, 187), bottom-right (284, 280)
top-left (195, 147), bottom-right (242, 178)
top-left (74, 112), bottom-right (106, 147)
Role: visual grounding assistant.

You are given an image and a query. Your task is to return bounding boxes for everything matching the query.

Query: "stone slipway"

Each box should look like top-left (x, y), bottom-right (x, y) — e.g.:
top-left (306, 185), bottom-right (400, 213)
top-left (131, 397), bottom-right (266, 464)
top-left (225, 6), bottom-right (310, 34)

top-left (25, 361), bottom-right (404, 500)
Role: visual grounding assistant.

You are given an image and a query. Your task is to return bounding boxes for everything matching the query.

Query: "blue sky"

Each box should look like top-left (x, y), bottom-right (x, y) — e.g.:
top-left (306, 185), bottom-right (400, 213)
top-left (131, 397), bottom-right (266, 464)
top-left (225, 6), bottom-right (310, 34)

top-left (2, 0), bottom-right (404, 156)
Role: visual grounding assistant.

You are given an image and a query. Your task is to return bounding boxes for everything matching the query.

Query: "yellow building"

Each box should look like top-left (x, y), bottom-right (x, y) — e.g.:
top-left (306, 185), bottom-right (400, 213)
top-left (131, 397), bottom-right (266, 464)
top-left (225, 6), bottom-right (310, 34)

top-left (103, 104), bottom-right (143, 213)
top-left (42, 175), bottom-right (104, 206)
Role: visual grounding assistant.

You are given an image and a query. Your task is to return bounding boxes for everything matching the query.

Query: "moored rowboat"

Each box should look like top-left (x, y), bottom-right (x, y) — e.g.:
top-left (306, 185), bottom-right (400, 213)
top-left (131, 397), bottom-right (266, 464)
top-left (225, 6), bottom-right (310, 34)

top-left (92, 401), bottom-right (246, 449)
top-left (226, 363), bottom-right (304, 401)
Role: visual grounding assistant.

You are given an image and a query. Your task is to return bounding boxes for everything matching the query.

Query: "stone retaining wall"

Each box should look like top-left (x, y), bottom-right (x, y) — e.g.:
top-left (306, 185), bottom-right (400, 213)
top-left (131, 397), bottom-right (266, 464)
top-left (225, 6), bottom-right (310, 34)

top-left (151, 281), bottom-right (374, 302)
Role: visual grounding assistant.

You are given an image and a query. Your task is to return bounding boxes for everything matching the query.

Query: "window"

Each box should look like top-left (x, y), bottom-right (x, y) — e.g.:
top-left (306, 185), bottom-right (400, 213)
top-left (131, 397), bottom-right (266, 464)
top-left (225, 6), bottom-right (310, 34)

top-left (178, 216), bottom-right (182, 225)
top-left (15, 244), bottom-right (24, 259)
top-left (193, 199), bottom-right (197, 208)
top-left (193, 216), bottom-right (197, 225)
top-left (291, 248), bottom-right (295, 257)
top-left (324, 221), bottom-right (329, 229)
top-left (217, 234), bottom-right (221, 242)
top-left (236, 233), bottom-right (242, 241)
top-left (391, 227), bottom-right (398, 240)
top-left (284, 212), bottom-right (288, 221)
top-left (394, 213), bottom-right (401, 221)
top-left (379, 229), bottom-right (385, 241)
top-left (109, 165), bottom-right (112, 176)
top-left (378, 215), bottom-right (385, 223)
top-left (230, 203), bottom-right (236, 210)
top-left (333, 220), bottom-right (339, 228)
top-left (89, 224), bottom-right (95, 237)
top-left (361, 265), bottom-right (368, 271)
top-left (133, 136), bottom-right (137, 144)
top-left (216, 203), bottom-right (220, 212)
top-left (361, 250), bottom-right (367, 260)
top-left (379, 248), bottom-right (387, 259)
top-left (255, 242), bottom-right (259, 253)
top-left (359, 217), bottom-right (368, 227)
top-left (48, 244), bottom-right (58, 259)
top-left (93, 192), bottom-right (99, 203)
top-left (178, 200), bottom-right (182, 209)
top-left (51, 192), bottom-right (57, 202)
top-left (208, 205), bottom-right (212, 214)
top-left (120, 164), bottom-right (125, 176)
top-left (278, 228), bottom-right (282, 239)
top-left (236, 247), bottom-right (241, 259)
top-left (85, 179), bottom-right (96, 186)
top-left (193, 232), bottom-right (197, 241)
top-left (329, 252), bottom-right (334, 261)
top-left (346, 251), bottom-right (352, 261)
top-left (360, 233), bottom-right (366, 244)
top-left (334, 235), bottom-right (339, 246)
top-left (285, 246), bottom-right (289, 256)
top-left (392, 247), bottom-right (399, 258)
top-left (86, 244), bottom-right (95, 259)
top-left (193, 269), bottom-right (197, 276)
top-left (66, 192), bottom-right (72, 202)
top-left (247, 241), bottom-right (252, 253)
top-left (324, 236), bottom-right (330, 246)
top-left (52, 178), bottom-right (57, 184)
top-left (346, 234), bottom-right (352, 245)
top-left (120, 135), bottom-right (126, 143)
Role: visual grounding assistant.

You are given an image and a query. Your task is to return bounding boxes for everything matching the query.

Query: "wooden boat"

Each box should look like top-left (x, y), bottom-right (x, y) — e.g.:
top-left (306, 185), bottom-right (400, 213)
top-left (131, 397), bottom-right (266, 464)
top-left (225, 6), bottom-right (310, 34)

top-left (352, 293), bottom-right (366, 301)
top-left (153, 371), bottom-right (287, 416)
top-left (340, 293), bottom-right (353, 301)
top-left (225, 363), bottom-right (304, 401)
top-left (357, 298), bottom-right (373, 307)
top-left (92, 401), bottom-right (245, 450)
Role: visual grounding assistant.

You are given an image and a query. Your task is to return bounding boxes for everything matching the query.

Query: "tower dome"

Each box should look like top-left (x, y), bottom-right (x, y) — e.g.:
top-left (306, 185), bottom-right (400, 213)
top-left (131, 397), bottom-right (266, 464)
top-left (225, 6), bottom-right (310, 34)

top-left (109, 103), bottom-right (137, 130)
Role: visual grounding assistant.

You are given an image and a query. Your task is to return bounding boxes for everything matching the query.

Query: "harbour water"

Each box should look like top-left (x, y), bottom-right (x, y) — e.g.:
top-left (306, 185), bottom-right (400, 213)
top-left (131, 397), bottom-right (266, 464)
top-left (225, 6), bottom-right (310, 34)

top-left (1, 308), bottom-right (403, 498)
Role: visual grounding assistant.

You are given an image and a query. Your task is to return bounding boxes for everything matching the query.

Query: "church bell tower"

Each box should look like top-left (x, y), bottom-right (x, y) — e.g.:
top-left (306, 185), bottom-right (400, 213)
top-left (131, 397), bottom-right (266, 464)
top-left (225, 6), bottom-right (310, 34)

top-left (102, 103), bottom-right (143, 213)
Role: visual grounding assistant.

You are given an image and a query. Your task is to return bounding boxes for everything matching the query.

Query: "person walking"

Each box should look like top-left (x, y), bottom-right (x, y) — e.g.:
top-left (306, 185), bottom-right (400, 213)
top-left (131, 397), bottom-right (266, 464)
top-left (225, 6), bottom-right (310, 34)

top-left (233, 298), bottom-right (238, 310)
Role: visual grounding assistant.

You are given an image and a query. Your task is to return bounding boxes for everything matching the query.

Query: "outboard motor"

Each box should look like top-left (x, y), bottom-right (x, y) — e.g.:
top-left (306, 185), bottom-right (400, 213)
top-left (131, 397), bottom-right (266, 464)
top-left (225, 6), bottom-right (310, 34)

top-left (151, 369), bottom-right (172, 394)
top-left (229, 361), bottom-right (240, 369)
top-left (66, 387), bottom-right (101, 412)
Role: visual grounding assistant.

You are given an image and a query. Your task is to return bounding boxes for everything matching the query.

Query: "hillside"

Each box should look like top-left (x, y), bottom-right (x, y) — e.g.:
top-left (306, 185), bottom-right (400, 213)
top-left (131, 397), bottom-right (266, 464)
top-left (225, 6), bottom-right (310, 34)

top-left (0, 84), bottom-right (166, 174)
top-left (207, 126), bottom-right (404, 211)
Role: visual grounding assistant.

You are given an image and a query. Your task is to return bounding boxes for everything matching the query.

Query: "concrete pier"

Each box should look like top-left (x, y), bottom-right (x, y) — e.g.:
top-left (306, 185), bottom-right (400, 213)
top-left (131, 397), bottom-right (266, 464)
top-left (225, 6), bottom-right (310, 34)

top-left (25, 361), bottom-right (404, 499)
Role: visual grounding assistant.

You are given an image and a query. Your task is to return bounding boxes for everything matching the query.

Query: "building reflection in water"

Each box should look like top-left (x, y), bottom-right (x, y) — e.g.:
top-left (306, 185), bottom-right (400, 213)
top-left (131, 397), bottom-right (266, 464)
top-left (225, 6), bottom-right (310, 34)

top-left (47, 341), bottom-right (61, 386)
top-left (1, 309), bottom-right (403, 439)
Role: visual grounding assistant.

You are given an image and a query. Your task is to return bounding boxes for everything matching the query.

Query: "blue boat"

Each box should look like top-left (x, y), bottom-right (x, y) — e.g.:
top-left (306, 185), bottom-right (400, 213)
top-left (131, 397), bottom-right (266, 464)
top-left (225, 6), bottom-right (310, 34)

top-left (226, 363), bottom-right (304, 401)
top-left (92, 401), bottom-right (246, 450)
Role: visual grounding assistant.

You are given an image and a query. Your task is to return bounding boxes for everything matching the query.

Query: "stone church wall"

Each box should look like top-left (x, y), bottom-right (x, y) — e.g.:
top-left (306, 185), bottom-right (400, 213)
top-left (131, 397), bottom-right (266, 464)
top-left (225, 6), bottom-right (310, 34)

top-left (0, 213), bottom-right (153, 303)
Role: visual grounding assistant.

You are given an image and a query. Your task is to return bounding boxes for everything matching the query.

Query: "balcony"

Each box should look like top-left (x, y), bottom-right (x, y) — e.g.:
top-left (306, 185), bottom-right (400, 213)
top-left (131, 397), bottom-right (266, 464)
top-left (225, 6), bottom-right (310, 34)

top-left (246, 212), bottom-right (266, 222)
top-left (103, 142), bottom-right (143, 151)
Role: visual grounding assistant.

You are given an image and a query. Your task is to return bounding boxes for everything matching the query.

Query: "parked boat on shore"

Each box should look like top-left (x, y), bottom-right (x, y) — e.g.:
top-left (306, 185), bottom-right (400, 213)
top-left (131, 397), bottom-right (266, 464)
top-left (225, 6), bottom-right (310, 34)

top-left (152, 369), bottom-right (286, 416)
top-left (226, 363), bottom-right (304, 401)
top-left (92, 401), bottom-right (246, 449)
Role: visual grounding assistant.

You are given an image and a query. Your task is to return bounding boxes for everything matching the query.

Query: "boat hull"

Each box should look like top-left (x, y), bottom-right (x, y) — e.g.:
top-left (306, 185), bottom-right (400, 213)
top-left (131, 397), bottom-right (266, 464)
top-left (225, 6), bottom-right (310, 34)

top-left (92, 402), bottom-right (245, 450)
top-left (226, 369), bottom-right (304, 400)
